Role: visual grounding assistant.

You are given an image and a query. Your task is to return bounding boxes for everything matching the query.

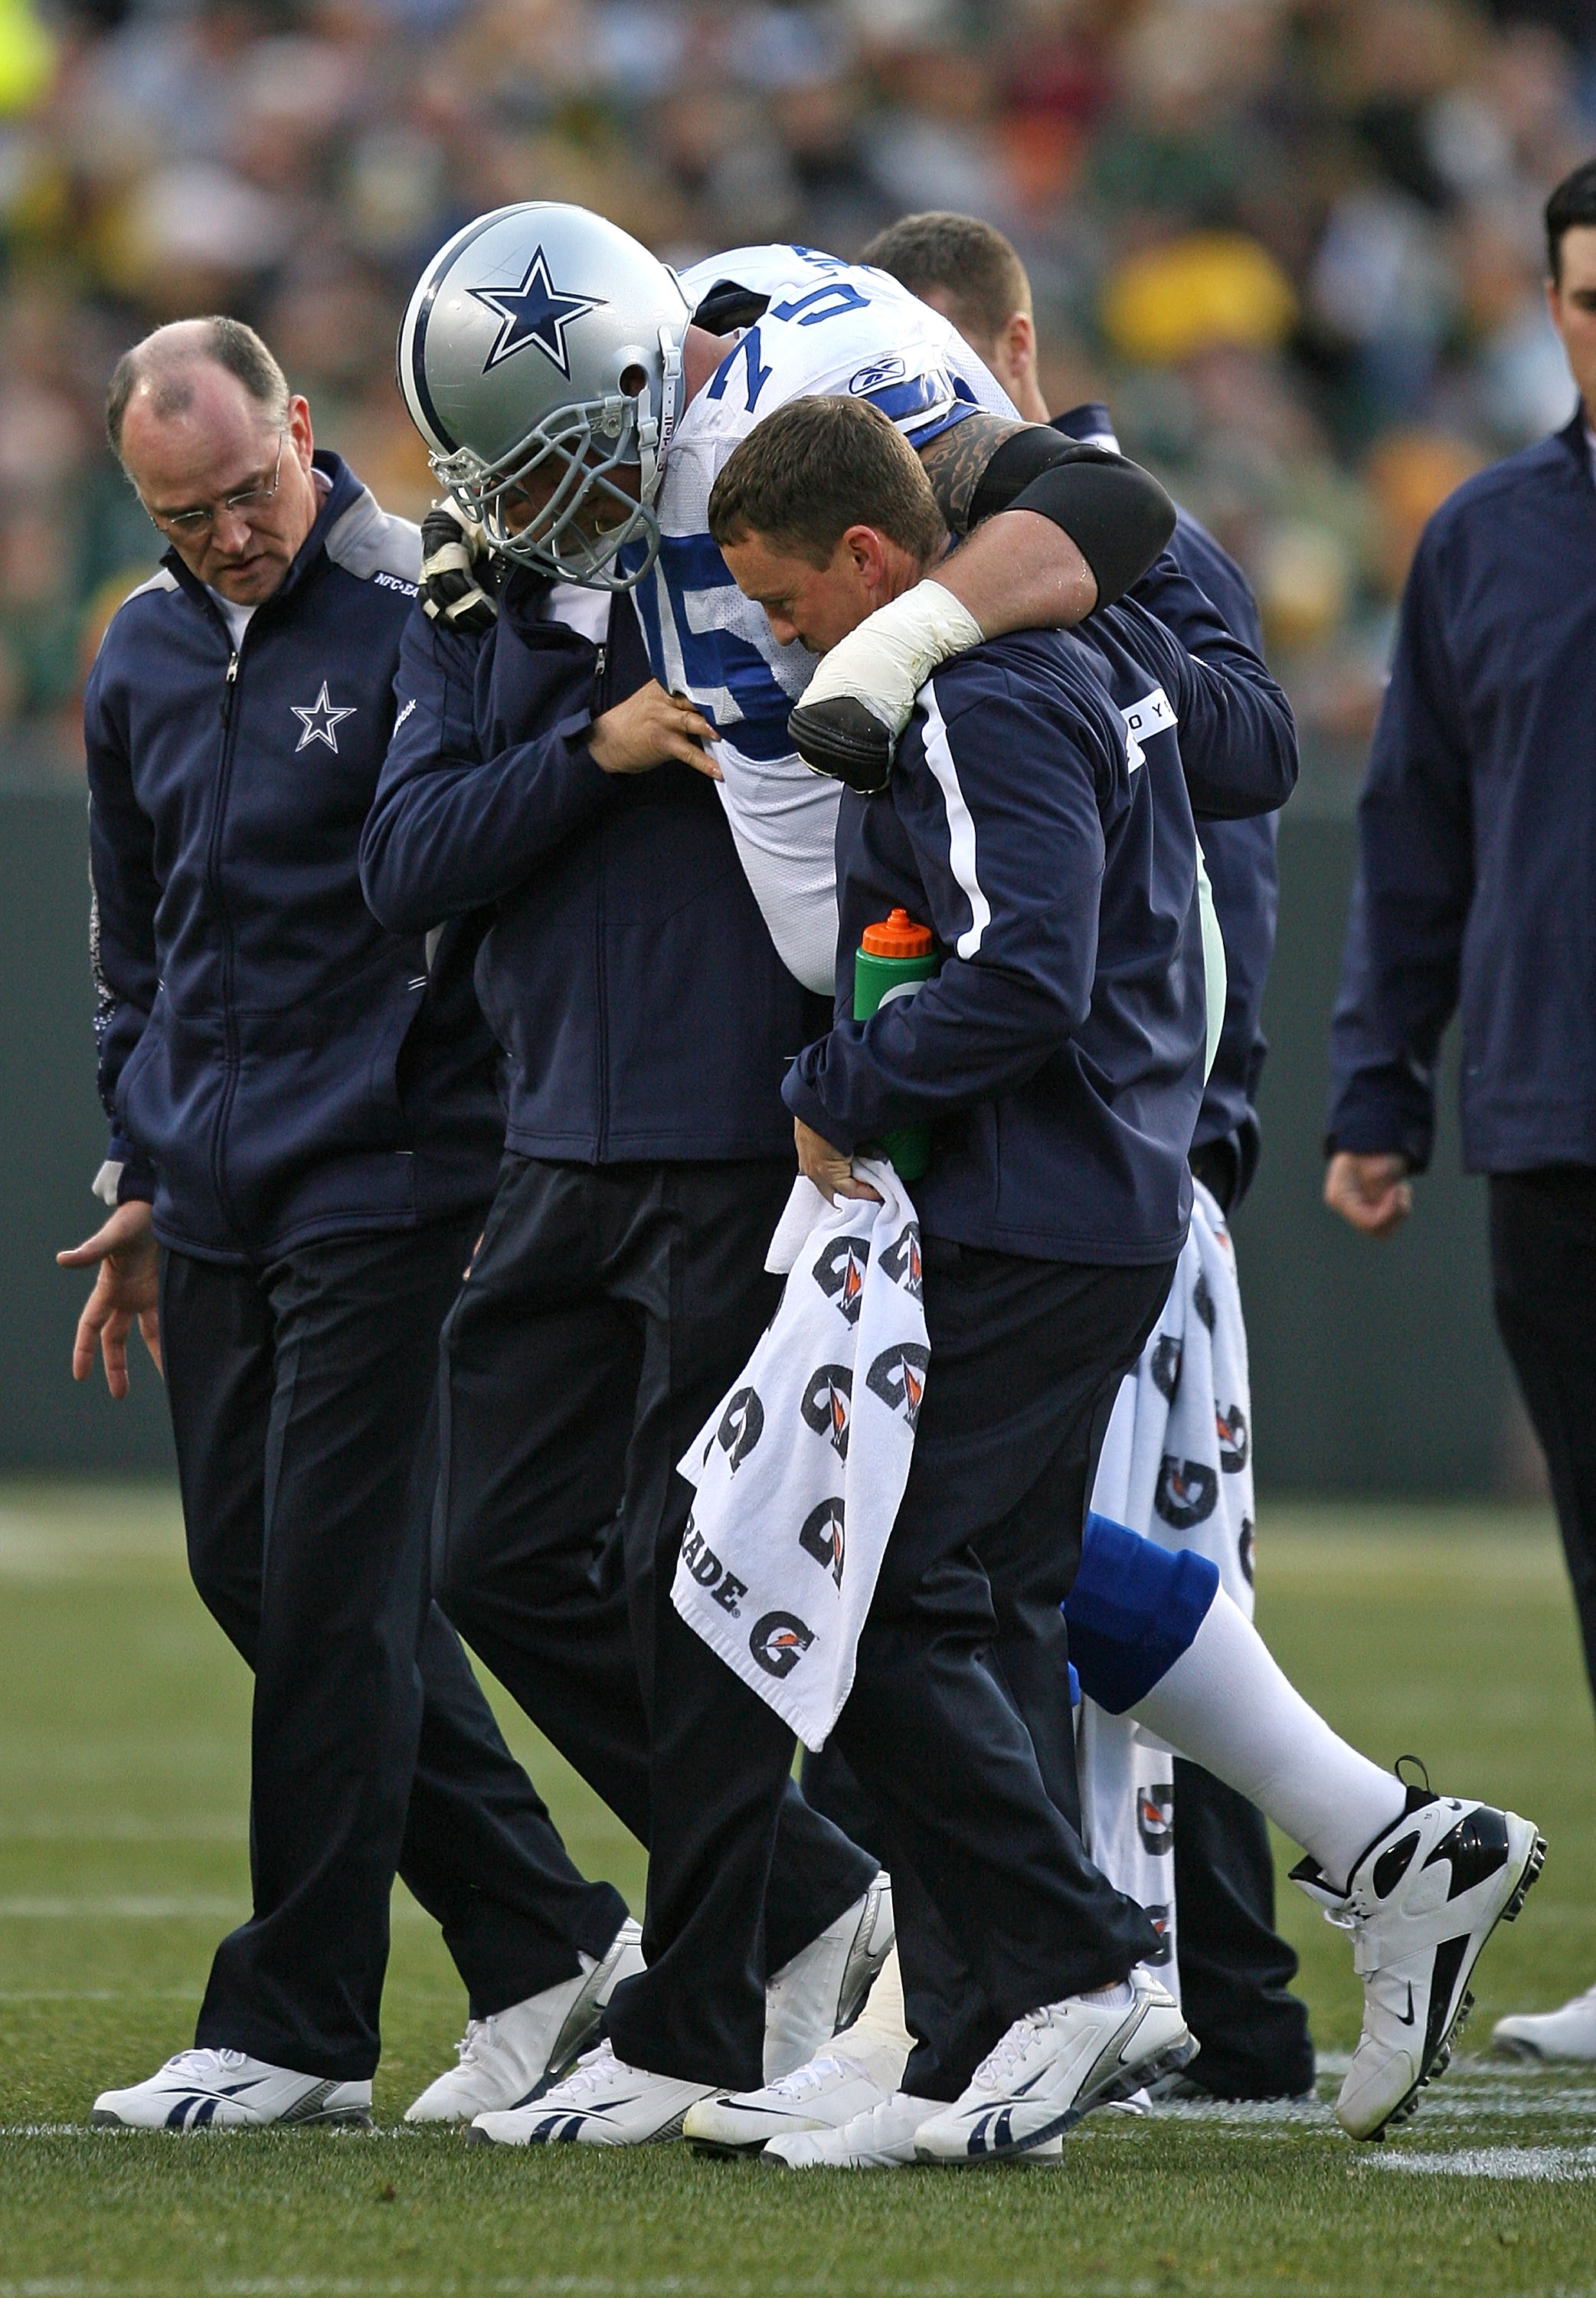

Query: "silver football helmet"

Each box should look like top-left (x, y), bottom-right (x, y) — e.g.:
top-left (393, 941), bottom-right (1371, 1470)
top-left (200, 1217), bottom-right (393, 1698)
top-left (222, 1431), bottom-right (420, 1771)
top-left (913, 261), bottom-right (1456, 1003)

top-left (397, 202), bottom-right (690, 589)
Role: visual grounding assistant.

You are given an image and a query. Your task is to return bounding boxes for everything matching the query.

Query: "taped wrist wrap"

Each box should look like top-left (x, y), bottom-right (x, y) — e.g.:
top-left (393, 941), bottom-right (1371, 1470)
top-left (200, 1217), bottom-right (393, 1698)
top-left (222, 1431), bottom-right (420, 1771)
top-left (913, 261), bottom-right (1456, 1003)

top-left (787, 580), bottom-right (984, 791)
top-left (969, 433), bottom-right (1176, 607)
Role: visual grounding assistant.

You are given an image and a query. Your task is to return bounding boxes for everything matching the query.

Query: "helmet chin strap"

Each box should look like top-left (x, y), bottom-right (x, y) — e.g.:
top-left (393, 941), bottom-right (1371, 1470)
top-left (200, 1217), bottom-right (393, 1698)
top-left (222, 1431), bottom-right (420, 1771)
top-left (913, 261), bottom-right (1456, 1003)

top-left (636, 324), bottom-right (683, 507)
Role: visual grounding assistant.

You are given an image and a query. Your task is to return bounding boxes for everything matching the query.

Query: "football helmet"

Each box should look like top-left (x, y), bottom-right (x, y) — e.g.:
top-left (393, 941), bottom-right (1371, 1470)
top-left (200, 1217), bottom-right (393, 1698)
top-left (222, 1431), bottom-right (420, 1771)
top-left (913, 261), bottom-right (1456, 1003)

top-left (397, 203), bottom-right (690, 589)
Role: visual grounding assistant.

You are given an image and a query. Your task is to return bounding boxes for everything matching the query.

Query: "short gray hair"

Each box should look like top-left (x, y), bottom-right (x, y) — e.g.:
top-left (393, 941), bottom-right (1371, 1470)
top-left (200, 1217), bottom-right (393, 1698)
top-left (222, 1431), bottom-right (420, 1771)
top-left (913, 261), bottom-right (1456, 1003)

top-left (106, 318), bottom-right (289, 457)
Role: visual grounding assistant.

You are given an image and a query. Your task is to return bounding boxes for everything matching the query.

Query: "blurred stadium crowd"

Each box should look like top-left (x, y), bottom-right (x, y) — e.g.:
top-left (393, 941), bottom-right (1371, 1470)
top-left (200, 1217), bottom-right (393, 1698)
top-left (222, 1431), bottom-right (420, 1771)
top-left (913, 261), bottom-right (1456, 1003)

top-left (1, 0), bottom-right (1592, 769)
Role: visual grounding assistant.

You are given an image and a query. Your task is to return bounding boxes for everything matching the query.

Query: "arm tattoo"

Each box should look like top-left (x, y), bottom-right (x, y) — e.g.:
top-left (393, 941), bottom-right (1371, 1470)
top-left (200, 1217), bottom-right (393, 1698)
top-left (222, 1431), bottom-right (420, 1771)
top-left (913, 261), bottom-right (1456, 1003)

top-left (915, 413), bottom-right (1027, 535)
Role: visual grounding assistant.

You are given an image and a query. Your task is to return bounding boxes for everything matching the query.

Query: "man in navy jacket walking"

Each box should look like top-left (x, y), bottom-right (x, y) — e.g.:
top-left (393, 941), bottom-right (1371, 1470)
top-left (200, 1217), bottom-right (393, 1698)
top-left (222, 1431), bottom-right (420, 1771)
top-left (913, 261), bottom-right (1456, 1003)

top-left (63, 320), bottom-right (638, 2129)
top-left (853, 208), bottom-right (1309, 2103)
top-left (360, 531), bottom-right (891, 2135)
top-left (507, 391), bottom-right (1288, 2162)
top-left (1327, 157), bottom-right (1596, 2063)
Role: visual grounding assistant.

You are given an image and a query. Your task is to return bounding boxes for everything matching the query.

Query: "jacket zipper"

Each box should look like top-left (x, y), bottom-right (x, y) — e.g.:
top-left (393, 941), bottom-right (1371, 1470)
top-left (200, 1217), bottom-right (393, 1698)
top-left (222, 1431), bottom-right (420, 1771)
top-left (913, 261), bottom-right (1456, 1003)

top-left (592, 633), bottom-right (611, 1161)
top-left (207, 630), bottom-right (248, 1235)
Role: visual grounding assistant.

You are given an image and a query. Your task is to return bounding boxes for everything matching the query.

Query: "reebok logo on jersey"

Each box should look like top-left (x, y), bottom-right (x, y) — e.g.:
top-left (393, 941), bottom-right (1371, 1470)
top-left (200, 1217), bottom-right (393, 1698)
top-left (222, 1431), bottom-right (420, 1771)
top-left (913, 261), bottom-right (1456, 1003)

top-left (849, 355), bottom-right (905, 394)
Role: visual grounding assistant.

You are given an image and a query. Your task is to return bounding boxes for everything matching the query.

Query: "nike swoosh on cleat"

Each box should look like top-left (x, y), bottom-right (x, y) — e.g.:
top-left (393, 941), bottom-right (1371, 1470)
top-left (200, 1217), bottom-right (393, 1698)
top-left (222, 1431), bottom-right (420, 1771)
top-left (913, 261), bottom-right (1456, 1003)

top-left (1396, 1982), bottom-right (1416, 2028)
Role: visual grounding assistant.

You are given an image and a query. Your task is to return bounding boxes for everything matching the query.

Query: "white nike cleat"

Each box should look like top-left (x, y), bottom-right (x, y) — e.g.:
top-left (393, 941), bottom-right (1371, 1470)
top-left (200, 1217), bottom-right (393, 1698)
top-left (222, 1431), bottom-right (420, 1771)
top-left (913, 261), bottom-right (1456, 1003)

top-left (684, 2051), bottom-right (891, 2159)
top-left (1293, 1789), bottom-right (1545, 2139)
top-left (1493, 1979), bottom-right (1596, 2064)
top-left (762, 2090), bottom-right (932, 2168)
top-left (912, 1972), bottom-right (1195, 2165)
top-left (406, 1917), bottom-right (644, 2123)
top-left (92, 2048), bottom-right (371, 2131)
top-left (468, 2038), bottom-right (710, 2148)
top-left (763, 1870), bottom-right (894, 2082)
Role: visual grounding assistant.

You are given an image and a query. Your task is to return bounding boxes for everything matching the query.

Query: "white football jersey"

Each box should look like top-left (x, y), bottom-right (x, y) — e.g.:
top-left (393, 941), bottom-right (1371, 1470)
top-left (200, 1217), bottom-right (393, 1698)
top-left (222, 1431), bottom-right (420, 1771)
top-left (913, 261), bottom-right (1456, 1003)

top-left (622, 244), bottom-right (1015, 993)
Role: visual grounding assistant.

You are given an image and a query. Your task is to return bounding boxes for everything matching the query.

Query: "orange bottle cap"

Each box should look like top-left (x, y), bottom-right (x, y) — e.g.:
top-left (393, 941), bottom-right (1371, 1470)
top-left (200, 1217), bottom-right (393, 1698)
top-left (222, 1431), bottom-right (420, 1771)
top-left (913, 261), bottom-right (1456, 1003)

top-left (861, 907), bottom-right (933, 958)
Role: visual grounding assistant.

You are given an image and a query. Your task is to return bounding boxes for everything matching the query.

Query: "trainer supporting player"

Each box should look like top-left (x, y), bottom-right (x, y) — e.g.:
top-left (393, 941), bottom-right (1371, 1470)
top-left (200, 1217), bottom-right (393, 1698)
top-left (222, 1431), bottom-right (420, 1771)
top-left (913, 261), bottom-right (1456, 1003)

top-left (360, 459), bottom-right (891, 2128)
top-left (523, 394), bottom-right (1266, 2162)
top-left (1326, 157), bottom-right (1596, 2067)
top-left (60, 320), bottom-right (636, 2129)
top-left (858, 211), bottom-right (1310, 2103)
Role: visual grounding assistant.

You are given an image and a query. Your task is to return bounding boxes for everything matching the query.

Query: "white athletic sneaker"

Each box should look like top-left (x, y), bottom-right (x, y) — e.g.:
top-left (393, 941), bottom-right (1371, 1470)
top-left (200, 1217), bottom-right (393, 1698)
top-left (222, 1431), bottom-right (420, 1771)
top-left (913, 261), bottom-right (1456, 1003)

top-left (763, 2091), bottom-right (931, 2168)
top-left (684, 2051), bottom-right (891, 2158)
top-left (763, 1871), bottom-right (895, 2082)
top-left (469, 2038), bottom-right (711, 2148)
top-left (405, 1917), bottom-right (644, 2123)
top-left (1493, 1980), bottom-right (1596, 2064)
top-left (1293, 1790), bottom-right (1545, 2140)
top-left (92, 2048), bottom-right (371, 2131)
top-left (912, 1972), bottom-right (1195, 2164)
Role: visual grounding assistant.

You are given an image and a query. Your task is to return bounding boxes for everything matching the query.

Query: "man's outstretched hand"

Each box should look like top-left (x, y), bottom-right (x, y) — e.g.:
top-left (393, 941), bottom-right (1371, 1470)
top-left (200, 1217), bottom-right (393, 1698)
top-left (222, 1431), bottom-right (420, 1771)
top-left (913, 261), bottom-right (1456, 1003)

top-left (57, 1198), bottom-right (162, 1396)
top-left (1324, 1151), bottom-right (1413, 1239)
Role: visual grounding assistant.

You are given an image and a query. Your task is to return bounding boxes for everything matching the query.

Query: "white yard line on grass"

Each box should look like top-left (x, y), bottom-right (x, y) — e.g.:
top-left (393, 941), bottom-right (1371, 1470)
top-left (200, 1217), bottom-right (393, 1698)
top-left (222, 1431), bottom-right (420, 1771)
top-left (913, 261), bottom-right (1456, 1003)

top-left (1368, 2143), bottom-right (1596, 2180)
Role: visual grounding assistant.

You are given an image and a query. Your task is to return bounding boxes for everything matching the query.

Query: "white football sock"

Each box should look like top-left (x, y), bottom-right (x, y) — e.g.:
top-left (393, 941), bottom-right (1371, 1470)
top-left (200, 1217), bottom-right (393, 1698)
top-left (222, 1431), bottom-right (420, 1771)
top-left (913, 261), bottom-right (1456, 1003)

top-left (832, 1943), bottom-right (912, 2091)
top-left (1129, 1585), bottom-right (1407, 1887)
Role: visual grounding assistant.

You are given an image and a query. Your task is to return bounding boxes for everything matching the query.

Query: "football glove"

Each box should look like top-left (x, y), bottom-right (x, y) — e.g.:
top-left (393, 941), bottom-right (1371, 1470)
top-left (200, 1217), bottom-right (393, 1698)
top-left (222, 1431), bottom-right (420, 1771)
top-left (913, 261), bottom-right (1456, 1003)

top-left (420, 499), bottom-right (501, 637)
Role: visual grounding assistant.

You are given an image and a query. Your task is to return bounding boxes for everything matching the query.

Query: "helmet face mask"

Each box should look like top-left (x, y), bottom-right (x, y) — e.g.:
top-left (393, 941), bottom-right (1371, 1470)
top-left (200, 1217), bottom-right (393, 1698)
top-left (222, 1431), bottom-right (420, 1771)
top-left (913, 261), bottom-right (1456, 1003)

top-left (400, 203), bottom-right (689, 592)
top-left (434, 391), bottom-right (655, 588)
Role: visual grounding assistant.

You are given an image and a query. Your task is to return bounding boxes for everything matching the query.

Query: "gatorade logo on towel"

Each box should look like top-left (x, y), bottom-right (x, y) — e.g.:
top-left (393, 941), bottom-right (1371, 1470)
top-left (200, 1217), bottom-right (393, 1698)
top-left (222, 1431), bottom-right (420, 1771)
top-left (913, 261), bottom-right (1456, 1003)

top-left (715, 1386), bottom-right (764, 1472)
top-left (673, 1162), bottom-right (930, 1750)
top-left (801, 1365), bottom-right (852, 1458)
top-left (865, 1343), bottom-right (930, 1430)
top-left (814, 1236), bottom-right (871, 1327)
top-left (751, 1612), bottom-right (814, 1678)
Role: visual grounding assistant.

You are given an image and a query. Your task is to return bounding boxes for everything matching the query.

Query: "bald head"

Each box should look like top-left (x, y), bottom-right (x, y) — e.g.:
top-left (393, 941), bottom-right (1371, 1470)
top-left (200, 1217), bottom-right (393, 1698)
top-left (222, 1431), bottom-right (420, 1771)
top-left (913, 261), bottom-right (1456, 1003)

top-left (106, 318), bottom-right (289, 459)
top-left (110, 319), bottom-right (320, 605)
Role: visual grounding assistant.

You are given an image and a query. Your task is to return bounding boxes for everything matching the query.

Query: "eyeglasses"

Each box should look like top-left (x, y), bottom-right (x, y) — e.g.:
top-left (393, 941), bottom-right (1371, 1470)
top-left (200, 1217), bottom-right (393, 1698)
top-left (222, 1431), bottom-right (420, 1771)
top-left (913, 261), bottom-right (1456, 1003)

top-left (145, 428), bottom-right (287, 540)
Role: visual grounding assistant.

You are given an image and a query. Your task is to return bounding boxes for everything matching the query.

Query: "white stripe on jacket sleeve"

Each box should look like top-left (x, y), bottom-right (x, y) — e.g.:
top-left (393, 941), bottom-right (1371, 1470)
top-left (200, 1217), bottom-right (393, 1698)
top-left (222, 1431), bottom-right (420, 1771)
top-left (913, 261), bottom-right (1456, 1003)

top-left (918, 680), bottom-right (991, 958)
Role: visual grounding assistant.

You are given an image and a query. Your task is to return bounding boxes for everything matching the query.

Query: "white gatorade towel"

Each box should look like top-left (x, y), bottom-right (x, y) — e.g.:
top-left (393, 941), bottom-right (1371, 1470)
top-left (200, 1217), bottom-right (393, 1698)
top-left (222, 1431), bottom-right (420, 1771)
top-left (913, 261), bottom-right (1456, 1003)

top-left (673, 1160), bottom-right (928, 1751)
top-left (1079, 1179), bottom-right (1258, 1994)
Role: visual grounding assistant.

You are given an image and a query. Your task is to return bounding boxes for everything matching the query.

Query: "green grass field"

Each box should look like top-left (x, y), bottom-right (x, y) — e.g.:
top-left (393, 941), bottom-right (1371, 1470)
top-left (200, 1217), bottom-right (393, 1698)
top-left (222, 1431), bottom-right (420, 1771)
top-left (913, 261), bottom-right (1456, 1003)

top-left (2, 1482), bottom-right (1594, 2296)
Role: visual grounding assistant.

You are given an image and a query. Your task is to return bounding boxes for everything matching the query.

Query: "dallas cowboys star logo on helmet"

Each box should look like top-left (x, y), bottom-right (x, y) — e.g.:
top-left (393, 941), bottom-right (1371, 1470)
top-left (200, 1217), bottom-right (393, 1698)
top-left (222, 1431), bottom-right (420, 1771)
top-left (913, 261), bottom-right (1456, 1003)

top-left (469, 247), bottom-right (606, 380)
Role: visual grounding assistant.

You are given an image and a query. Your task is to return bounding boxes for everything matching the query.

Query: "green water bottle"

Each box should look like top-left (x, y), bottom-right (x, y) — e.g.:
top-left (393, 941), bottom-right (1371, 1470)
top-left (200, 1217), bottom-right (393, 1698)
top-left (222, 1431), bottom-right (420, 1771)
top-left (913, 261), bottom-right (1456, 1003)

top-left (853, 908), bottom-right (937, 1180)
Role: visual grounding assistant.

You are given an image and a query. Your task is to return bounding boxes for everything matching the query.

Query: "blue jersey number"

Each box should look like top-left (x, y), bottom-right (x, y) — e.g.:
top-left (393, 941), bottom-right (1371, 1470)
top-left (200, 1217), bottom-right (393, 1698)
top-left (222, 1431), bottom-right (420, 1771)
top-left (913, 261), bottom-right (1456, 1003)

top-left (705, 326), bottom-right (774, 414)
top-left (769, 283), bottom-right (870, 327)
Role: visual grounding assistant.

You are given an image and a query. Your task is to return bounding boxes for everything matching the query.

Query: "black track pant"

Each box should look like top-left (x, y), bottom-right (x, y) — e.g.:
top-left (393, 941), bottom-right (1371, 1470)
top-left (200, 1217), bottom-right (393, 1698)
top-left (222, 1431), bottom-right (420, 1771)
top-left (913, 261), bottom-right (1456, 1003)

top-left (1491, 1166), bottom-right (1596, 1709)
top-left (433, 1157), bottom-right (878, 2091)
top-left (162, 1222), bottom-right (628, 2083)
top-left (609, 1236), bottom-right (1174, 2099)
top-left (1169, 1763), bottom-right (1313, 2097)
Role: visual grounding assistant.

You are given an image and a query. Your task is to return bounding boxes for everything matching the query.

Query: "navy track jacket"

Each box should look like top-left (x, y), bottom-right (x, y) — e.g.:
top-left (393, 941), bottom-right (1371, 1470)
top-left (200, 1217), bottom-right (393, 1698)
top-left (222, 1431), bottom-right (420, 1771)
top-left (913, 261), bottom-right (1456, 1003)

top-left (87, 453), bottom-right (503, 1264)
top-left (784, 589), bottom-right (1297, 1264)
top-left (1327, 407), bottom-right (1596, 1176)
top-left (1057, 404), bottom-right (1278, 1203)
top-left (361, 571), bottom-right (822, 1163)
